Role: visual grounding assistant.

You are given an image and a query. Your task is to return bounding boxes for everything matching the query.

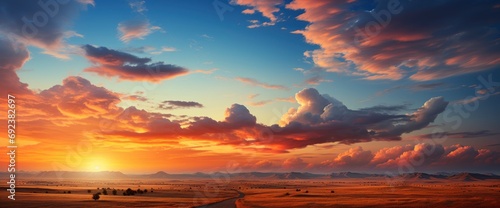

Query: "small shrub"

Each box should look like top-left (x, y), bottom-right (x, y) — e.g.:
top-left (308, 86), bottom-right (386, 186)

top-left (92, 193), bottom-right (100, 201)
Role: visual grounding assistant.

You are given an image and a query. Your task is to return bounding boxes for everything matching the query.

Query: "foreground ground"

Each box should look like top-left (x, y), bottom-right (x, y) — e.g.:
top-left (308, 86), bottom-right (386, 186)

top-left (1, 179), bottom-right (499, 207)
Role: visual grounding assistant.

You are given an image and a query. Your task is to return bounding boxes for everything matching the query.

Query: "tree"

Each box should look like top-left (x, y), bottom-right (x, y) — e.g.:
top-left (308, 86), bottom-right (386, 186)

top-left (92, 193), bottom-right (100, 201)
top-left (102, 189), bottom-right (108, 195)
top-left (125, 188), bottom-right (135, 196)
top-left (112, 189), bottom-right (117, 195)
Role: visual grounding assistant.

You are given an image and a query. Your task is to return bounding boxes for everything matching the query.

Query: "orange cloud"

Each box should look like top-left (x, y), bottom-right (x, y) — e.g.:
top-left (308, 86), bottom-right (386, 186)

top-left (285, 0), bottom-right (500, 80)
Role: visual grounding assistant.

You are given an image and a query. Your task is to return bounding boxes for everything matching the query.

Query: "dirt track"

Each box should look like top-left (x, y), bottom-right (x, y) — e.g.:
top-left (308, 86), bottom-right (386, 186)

top-left (194, 190), bottom-right (245, 208)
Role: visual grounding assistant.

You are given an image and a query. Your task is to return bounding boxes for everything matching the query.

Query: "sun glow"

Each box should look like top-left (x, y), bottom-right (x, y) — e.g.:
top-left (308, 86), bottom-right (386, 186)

top-left (85, 157), bottom-right (109, 172)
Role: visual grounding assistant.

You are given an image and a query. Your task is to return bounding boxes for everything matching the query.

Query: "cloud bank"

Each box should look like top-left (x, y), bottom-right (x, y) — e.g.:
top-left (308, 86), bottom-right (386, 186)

top-left (82, 44), bottom-right (188, 82)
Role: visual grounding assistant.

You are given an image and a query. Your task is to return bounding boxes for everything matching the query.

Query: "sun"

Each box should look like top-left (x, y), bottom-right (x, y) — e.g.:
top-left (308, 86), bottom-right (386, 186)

top-left (85, 156), bottom-right (109, 172)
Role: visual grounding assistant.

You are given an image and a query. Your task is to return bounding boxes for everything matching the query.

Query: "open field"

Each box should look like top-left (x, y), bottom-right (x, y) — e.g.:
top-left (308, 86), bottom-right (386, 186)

top-left (235, 180), bottom-right (500, 208)
top-left (1, 178), bottom-right (499, 207)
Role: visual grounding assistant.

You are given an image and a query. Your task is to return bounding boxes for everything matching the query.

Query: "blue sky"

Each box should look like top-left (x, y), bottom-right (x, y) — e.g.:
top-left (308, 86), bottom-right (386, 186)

top-left (1, 0), bottom-right (499, 173)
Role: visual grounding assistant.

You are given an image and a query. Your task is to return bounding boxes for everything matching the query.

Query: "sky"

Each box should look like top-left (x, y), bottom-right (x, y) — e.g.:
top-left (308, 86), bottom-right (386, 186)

top-left (0, 0), bottom-right (499, 174)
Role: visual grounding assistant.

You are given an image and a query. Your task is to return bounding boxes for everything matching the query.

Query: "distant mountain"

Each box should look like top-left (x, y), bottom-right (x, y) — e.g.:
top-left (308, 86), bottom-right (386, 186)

top-left (1, 171), bottom-right (499, 181)
top-left (330, 172), bottom-right (384, 179)
top-left (271, 172), bottom-right (326, 179)
top-left (147, 171), bottom-right (171, 178)
top-left (398, 172), bottom-right (447, 180)
top-left (446, 173), bottom-right (500, 181)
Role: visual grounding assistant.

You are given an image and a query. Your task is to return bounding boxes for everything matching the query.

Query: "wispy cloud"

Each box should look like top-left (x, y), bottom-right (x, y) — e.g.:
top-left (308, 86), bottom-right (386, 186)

top-left (235, 77), bottom-right (288, 90)
top-left (304, 76), bottom-right (332, 86)
top-left (118, 19), bottom-right (162, 43)
top-left (285, 0), bottom-right (500, 80)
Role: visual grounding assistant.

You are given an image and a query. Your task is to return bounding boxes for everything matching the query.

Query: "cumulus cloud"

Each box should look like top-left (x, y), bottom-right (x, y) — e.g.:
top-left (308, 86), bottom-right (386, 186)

top-left (375, 143), bottom-right (445, 170)
top-left (332, 147), bottom-right (373, 168)
top-left (82, 44), bottom-right (188, 82)
top-left (0, 0), bottom-right (92, 58)
top-left (283, 157), bottom-right (309, 170)
top-left (159, 100), bottom-right (204, 110)
top-left (179, 88), bottom-right (447, 152)
top-left (304, 142), bottom-right (500, 172)
top-left (285, 0), bottom-right (500, 80)
top-left (224, 104), bottom-right (257, 128)
top-left (39, 76), bottom-right (121, 118)
top-left (0, 37), bottom-right (32, 96)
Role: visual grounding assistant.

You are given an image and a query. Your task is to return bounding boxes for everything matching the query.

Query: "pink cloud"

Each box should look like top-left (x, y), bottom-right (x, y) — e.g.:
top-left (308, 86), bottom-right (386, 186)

top-left (285, 0), bottom-right (499, 80)
top-left (231, 0), bottom-right (283, 27)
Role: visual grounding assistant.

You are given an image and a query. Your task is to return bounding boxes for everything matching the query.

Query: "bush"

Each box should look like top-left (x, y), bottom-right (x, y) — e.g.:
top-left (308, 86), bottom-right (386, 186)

top-left (125, 188), bottom-right (135, 196)
top-left (112, 189), bottom-right (117, 195)
top-left (88, 190), bottom-right (91, 193)
top-left (92, 193), bottom-right (100, 201)
top-left (102, 189), bottom-right (108, 195)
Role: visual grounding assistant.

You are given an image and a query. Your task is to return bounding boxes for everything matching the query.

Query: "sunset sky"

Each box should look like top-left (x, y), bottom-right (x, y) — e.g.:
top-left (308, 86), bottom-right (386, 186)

top-left (0, 0), bottom-right (499, 174)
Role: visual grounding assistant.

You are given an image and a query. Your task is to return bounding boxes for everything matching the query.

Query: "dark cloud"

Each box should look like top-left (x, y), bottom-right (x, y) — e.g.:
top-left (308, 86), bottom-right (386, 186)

top-left (0, 37), bottom-right (32, 96)
top-left (359, 104), bottom-right (409, 113)
top-left (411, 83), bottom-right (445, 91)
top-left (224, 104), bottom-right (257, 128)
top-left (94, 86), bottom-right (447, 152)
top-left (81, 44), bottom-right (188, 82)
top-left (159, 100), bottom-right (204, 110)
top-left (0, 0), bottom-right (92, 58)
top-left (182, 88), bottom-right (447, 151)
top-left (416, 130), bottom-right (499, 140)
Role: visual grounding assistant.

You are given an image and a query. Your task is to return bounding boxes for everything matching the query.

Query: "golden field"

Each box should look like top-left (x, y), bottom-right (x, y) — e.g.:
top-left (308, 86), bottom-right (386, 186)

top-left (1, 178), bottom-right (499, 207)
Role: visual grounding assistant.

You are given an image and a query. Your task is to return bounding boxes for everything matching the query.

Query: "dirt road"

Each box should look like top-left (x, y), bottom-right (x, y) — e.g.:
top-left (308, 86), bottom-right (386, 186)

top-left (194, 190), bottom-right (245, 208)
